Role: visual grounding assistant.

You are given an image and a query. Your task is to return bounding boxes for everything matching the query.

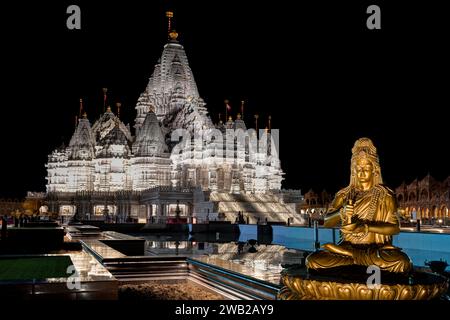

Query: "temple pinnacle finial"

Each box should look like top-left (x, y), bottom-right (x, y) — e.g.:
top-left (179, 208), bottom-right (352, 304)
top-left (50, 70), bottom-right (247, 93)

top-left (224, 99), bottom-right (231, 122)
top-left (82, 111), bottom-right (88, 119)
top-left (237, 113), bottom-right (242, 120)
top-left (254, 114), bottom-right (259, 138)
top-left (106, 105), bottom-right (112, 113)
top-left (116, 102), bottom-right (122, 118)
top-left (102, 88), bottom-right (108, 113)
top-left (166, 11), bottom-right (178, 40)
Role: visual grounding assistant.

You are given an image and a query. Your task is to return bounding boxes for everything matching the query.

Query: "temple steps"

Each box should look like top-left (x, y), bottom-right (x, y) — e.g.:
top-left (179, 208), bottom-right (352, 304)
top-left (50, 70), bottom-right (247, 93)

top-left (104, 258), bottom-right (189, 282)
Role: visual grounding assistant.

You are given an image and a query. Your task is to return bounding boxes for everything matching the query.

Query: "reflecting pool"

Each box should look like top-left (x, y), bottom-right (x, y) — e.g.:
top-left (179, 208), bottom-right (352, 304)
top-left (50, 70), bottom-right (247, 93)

top-left (137, 234), bottom-right (304, 285)
top-left (130, 224), bottom-right (450, 285)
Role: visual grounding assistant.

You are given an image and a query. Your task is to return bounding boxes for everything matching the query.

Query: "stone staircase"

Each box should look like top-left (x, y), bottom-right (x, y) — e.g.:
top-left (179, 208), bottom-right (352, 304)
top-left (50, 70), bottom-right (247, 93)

top-left (210, 192), bottom-right (303, 225)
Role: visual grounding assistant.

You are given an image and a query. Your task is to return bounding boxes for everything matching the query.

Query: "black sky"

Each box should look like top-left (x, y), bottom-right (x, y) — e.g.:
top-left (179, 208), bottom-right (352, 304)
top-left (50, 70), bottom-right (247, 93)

top-left (1, 0), bottom-right (449, 198)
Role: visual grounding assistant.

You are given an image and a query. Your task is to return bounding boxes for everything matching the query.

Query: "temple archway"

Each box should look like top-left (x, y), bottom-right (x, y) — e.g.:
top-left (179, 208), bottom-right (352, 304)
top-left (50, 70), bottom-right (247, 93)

top-left (440, 205), bottom-right (448, 218)
top-left (93, 205), bottom-right (117, 217)
top-left (59, 205), bottom-right (76, 216)
top-left (405, 207), bottom-right (410, 218)
top-left (423, 208), bottom-right (430, 220)
top-left (418, 207), bottom-right (425, 219)
top-left (431, 205), bottom-right (438, 218)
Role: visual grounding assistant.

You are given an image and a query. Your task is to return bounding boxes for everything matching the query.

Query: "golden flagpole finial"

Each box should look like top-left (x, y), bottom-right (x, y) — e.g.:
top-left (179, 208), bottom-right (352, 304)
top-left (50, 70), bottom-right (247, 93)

top-left (166, 11), bottom-right (174, 40)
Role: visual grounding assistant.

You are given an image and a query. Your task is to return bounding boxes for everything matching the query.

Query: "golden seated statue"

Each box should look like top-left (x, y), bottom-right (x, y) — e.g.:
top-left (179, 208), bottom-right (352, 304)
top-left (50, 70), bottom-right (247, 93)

top-left (278, 138), bottom-right (449, 300)
top-left (305, 137), bottom-right (412, 273)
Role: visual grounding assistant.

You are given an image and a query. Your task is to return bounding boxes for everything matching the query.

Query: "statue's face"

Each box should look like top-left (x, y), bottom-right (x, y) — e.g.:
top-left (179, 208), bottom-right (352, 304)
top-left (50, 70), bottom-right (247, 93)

top-left (355, 158), bottom-right (374, 184)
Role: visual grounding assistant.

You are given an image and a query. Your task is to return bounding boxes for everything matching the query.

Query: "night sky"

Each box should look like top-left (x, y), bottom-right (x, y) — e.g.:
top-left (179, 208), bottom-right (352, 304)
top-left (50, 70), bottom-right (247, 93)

top-left (2, 0), bottom-right (449, 198)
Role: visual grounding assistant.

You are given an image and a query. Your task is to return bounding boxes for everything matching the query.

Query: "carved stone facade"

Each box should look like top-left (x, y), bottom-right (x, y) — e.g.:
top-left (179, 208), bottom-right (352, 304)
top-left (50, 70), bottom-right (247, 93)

top-left (395, 175), bottom-right (450, 223)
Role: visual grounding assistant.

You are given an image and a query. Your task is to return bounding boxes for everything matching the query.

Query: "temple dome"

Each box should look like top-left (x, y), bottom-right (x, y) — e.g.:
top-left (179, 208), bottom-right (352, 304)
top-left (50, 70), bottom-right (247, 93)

top-left (92, 108), bottom-right (132, 143)
top-left (96, 122), bottom-right (131, 158)
top-left (133, 110), bottom-right (168, 157)
top-left (134, 37), bottom-right (213, 133)
top-left (67, 117), bottom-right (95, 160)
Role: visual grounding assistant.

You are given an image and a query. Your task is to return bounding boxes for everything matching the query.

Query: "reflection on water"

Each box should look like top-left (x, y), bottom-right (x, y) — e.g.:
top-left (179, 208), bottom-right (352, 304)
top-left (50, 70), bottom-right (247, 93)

top-left (132, 226), bottom-right (450, 284)
top-left (194, 242), bottom-right (303, 284)
top-left (137, 234), bottom-right (305, 285)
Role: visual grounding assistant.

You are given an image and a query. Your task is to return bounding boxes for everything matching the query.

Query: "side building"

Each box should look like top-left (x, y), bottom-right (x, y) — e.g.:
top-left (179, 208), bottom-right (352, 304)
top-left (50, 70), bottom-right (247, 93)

top-left (395, 174), bottom-right (450, 225)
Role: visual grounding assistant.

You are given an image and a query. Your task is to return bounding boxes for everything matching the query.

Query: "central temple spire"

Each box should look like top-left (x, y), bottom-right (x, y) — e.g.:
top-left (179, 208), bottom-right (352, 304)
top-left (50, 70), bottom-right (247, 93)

top-left (134, 10), bottom-right (212, 134)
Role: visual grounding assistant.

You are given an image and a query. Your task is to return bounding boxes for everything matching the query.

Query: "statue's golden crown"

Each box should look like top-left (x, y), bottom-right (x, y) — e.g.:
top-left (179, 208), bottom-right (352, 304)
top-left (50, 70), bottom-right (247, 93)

top-left (351, 137), bottom-right (378, 158)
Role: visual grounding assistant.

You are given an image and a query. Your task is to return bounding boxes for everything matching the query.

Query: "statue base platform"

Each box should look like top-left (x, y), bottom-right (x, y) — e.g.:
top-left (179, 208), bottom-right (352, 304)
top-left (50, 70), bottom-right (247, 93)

top-left (278, 265), bottom-right (449, 300)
